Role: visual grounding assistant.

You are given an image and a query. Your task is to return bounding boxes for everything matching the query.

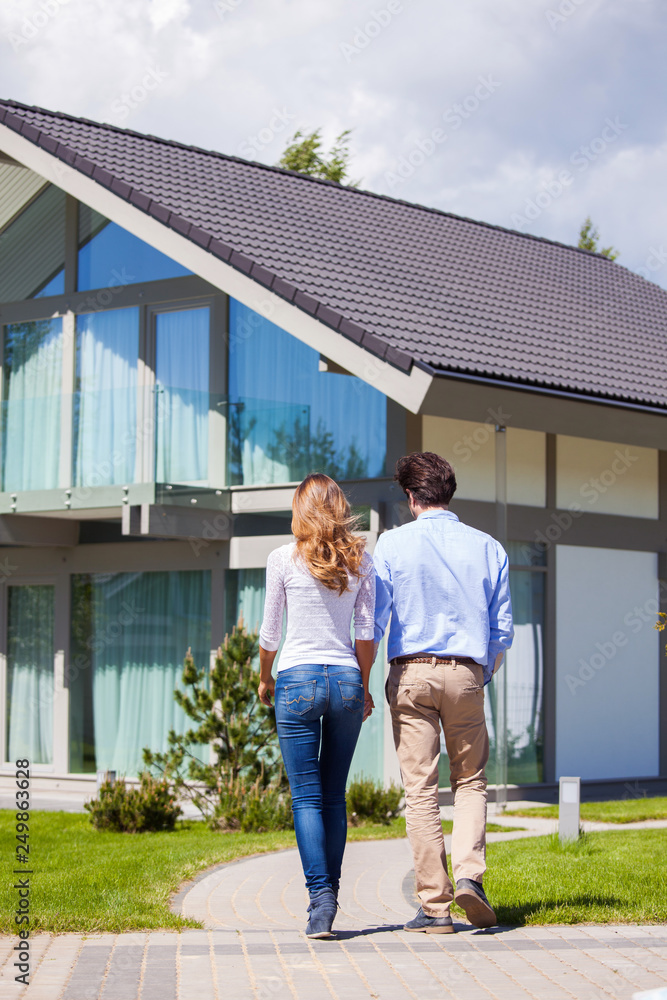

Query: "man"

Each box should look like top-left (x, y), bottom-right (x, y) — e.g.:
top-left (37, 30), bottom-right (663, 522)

top-left (373, 452), bottom-right (513, 934)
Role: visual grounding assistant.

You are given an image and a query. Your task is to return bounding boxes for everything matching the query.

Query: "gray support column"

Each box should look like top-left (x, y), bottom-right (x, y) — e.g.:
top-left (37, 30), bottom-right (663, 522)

top-left (494, 424), bottom-right (508, 812)
top-left (53, 564), bottom-right (71, 774)
top-left (64, 196), bottom-right (78, 296)
top-left (58, 311), bottom-right (75, 489)
top-left (546, 433), bottom-right (557, 508)
top-left (385, 400), bottom-right (407, 476)
top-left (137, 305), bottom-right (155, 484)
top-left (0, 582), bottom-right (7, 763)
top-left (210, 566), bottom-right (225, 650)
top-left (659, 451), bottom-right (667, 777)
top-left (543, 433), bottom-right (558, 784)
top-left (405, 412), bottom-right (422, 455)
top-left (208, 295), bottom-right (228, 489)
top-left (543, 542), bottom-right (557, 783)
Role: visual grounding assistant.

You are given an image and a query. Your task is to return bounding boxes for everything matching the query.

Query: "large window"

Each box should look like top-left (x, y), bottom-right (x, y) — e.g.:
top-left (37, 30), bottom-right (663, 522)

top-left (73, 307), bottom-right (139, 487)
top-left (69, 570), bottom-right (211, 775)
top-left (228, 300), bottom-right (387, 485)
top-left (485, 543), bottom-right (545, 785)
top-left (78, 205), bottom-right (192, 291)
top-left (5, 585), bottom-right (55, 765)
top-left (2, 318), bottom-right (63, 491)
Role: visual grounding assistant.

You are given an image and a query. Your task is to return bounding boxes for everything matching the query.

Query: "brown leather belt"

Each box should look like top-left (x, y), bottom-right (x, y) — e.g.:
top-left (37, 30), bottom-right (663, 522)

top-left (390, 655), bottom-right (478, 666)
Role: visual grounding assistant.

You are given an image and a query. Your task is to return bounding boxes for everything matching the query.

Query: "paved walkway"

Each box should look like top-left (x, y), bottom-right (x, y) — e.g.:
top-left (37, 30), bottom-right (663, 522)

top-left (3, 826), bottom-right (667, 1000)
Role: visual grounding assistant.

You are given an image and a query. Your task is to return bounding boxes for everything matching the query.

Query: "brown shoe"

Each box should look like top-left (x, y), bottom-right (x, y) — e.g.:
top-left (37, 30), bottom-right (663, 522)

top-left (454, 879), bottom-right (496, 928)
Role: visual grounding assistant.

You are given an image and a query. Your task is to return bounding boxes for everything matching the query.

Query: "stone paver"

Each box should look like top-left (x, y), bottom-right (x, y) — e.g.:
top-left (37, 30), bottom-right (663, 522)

top-left (2, 833), bottom-right (666, 1000)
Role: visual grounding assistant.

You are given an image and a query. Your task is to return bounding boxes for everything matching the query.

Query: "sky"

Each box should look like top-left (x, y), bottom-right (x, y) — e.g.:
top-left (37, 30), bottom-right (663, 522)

top-left (1, 0), bottom-right (666, 287)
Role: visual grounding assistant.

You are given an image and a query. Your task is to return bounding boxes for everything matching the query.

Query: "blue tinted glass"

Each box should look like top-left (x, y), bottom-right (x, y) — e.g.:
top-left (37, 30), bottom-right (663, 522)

top-left (228, 299), bottom-right (387, 485)
top-left (77, 221), bottom-right (192, 291)
top-left (34, 269), bottom-right (65, 298)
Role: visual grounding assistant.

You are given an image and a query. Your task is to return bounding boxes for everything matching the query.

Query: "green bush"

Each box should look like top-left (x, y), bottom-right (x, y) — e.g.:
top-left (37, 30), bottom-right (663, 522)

top-left (85, 773), bottom-right (181, 833)
top-left (211, 769), bottom-right (293, 833)
top-left (347, 777), bottom-right (403, 826)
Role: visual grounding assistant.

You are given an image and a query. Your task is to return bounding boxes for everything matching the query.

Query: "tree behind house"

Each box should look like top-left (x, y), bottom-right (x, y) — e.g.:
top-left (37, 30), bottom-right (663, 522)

top-left (577, 217), bottom-right (619, 260)
top-left (277, 128), bottom-right (358, 185)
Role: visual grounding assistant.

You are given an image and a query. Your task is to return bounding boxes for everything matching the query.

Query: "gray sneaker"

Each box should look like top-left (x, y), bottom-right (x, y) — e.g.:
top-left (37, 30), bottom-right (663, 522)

top-left (403, 906), bottom-right (454, 934)
top-left (454, 879), bottom-right (496, 928)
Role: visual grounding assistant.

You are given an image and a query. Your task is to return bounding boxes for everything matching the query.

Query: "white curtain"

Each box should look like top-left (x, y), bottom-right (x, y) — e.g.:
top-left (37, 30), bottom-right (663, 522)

top-left (74, 307), bottom-right (138, 487)
top-left (86, 570), bottom-right (211, 775)
top-left (6, 586), bottom-right (54, 764)
top-left (155, 308), bottom-right (209, 482)
top-left (235, 568), bottom-right (267, 635)
top-left (2, 319), bottom-right (62, 491)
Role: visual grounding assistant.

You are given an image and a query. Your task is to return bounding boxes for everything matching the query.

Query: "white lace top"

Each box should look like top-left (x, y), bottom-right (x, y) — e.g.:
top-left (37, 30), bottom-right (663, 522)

top-left (259, 543), bottom-right (376, 673)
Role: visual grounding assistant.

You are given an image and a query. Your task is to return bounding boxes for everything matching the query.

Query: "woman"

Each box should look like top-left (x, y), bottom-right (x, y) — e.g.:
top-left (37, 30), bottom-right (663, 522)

top-left (258, 473), bottom-right (375, 939)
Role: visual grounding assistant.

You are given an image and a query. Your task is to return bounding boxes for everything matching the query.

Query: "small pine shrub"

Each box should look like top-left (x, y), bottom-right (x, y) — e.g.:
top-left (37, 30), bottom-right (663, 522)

top-left (85, 773), bottom-right (182, 833)
top-left (211, 772), bottom-right (293, 833)
top-left (347, 777), bottom-right (403, 826)
top-left (143, 620), bottom-right (287, 830)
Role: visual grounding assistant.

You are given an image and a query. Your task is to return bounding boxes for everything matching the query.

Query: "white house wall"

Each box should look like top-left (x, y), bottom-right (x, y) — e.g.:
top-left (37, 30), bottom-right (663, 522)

top-left (556, 544), bottom-right (660, 781)
top-left (556, 435), bottom-right (659, 519)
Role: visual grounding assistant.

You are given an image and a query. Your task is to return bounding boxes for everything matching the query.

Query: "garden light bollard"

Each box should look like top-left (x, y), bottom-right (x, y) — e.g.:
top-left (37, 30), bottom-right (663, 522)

top-left (559, 776), bottom-right (580, 842)
top-left (96, 770), bottom-right (116, 791)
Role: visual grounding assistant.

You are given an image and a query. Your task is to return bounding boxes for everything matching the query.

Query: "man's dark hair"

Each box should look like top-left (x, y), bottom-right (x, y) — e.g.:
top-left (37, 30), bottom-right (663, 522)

top-left (395, 452), bottom-right (457, 507)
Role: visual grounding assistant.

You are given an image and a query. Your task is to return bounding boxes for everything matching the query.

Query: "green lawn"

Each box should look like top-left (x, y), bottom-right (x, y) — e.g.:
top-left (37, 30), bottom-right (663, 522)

top-left (485, 830), bottom-right (667, 925)
top-left (506, 796), bottom-right (667, 824)
top-left (2, 810), bottom-right (664, 932)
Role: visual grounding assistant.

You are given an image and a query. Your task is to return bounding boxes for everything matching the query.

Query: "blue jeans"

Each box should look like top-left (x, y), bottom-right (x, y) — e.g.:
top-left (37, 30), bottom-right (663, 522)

top-left (275, 664), bottom-right (364, 895)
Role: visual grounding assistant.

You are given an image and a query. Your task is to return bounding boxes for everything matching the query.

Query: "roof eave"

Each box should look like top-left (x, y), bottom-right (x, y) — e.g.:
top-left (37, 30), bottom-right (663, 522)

top-left (420, 361), bottom-right (667, 418)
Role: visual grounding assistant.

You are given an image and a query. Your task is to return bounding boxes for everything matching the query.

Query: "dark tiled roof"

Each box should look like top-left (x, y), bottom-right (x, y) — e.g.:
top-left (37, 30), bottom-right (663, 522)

top-left (2, 98), bottom-right (666, 408)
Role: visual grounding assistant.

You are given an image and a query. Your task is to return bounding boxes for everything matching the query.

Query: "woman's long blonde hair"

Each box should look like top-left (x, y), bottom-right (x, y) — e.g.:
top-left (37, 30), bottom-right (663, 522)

top-left (291, 474), bottom-right (365, 594)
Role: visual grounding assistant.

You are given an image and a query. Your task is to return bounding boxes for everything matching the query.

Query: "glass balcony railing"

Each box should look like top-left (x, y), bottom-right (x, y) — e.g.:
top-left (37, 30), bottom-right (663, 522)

top-left (225, 396), bottom-right (385, 487)
top-left (1, 388), bottom-right (384, 496)
top-left (1, 393), bottom-right (62, 492)
top-left (1, 385), bottom-right (217, 494)
top-left (225, 398), bottom-right (311, 487)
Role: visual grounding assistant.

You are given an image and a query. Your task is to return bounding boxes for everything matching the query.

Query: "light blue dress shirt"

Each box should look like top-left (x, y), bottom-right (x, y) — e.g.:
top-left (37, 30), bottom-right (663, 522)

top-left (373, 509), bottom-right (514, 684)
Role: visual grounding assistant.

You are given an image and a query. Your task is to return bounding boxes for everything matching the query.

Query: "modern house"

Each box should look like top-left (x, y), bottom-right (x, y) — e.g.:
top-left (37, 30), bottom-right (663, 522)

top-left (0, 98), bottom-right (665, 807)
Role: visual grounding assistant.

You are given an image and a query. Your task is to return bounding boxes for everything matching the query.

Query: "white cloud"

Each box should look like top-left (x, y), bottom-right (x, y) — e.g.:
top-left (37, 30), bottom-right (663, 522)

top-left (149, 0), bottom-right (190, 32)
top-left (1, 0), bottom-right (666, 285)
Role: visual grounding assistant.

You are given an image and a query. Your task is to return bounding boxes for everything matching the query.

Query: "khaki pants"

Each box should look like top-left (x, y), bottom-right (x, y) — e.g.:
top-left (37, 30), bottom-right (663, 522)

top-left (386, 658), bottom-right (489, 917)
